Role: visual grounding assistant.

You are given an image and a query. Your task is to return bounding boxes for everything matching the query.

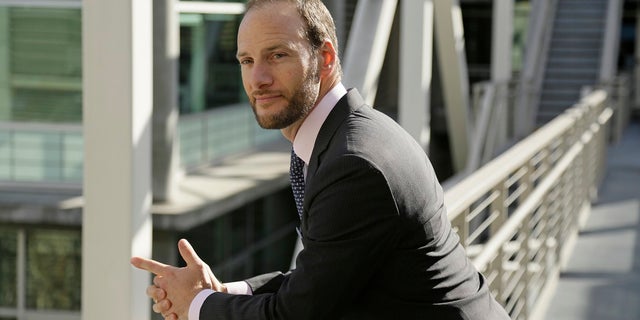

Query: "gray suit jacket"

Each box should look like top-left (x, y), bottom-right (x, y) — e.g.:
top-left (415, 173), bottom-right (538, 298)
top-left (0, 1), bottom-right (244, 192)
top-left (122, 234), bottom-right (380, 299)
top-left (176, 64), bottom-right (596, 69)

top-left (199, 89), bottom-right (510, 319)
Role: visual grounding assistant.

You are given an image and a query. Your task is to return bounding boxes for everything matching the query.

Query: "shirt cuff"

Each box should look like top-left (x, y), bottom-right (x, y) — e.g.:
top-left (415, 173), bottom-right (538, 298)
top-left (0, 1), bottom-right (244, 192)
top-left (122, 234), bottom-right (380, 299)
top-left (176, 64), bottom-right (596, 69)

top-left (188, 289), bottom-right (215, 320)
top-left (187, 282), bottom-right (252, 320)
top-left (225, 281), bottom-right (253, 295)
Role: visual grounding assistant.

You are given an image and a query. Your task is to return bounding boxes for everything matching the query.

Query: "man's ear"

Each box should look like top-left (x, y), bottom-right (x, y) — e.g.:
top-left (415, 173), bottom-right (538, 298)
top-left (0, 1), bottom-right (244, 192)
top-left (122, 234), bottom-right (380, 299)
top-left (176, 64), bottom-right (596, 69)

top-left (318, 40), bottom-right (337, 77)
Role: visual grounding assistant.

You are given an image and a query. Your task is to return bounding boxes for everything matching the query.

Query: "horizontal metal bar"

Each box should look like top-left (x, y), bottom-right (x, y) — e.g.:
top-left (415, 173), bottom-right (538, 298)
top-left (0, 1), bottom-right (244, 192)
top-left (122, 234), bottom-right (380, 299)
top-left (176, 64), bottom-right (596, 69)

top-left (0, 121), bottom-right (81, 132)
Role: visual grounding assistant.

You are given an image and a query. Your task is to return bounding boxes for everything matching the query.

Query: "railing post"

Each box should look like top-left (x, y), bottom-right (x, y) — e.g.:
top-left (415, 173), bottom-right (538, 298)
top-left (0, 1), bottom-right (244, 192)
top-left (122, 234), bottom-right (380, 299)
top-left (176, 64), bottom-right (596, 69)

top-left (495, 245), bottom-right (505, 306)
top-left (523, 203), bottom-right (533, 319)
top-left (202, 115), bottom-right (208, 164)
top-left (490, 181), bottom-right (507, 237)
top-left (59, 131), bottom-right (64, 181)
top-left (460, 208), bottom-right (470, 247)
top-left (9, 128), bottom-right (14, 181)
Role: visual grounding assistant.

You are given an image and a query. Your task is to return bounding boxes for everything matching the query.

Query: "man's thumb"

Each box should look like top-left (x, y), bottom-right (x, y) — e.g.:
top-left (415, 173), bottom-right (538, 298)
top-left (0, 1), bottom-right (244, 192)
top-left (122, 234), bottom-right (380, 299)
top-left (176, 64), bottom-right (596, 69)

top-left (178, 239), bottom-right (202, 266)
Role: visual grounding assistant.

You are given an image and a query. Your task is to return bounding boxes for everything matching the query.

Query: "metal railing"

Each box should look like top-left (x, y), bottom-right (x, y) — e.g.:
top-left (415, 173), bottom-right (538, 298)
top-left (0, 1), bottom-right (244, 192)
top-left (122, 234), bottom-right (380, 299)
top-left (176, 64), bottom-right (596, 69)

top-left (178, 103), bottom-right (283, 170)
top-left (444, 89), bottom-right (612, 319)
top-left (601, 72), bottom-right (633, 143)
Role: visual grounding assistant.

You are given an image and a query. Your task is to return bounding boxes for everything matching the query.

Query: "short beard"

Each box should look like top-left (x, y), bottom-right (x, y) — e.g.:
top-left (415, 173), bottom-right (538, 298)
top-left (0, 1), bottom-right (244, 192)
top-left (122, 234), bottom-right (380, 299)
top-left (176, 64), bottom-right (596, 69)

top-left (251, 65), bottom-right (320, 129)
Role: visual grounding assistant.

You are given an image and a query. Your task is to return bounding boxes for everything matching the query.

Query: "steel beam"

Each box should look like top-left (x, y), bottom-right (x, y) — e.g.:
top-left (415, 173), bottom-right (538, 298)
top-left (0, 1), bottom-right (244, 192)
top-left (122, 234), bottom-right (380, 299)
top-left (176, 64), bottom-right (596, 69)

top-left (399, 0), bottom-right (433, 151)
top-left (342, 0), bottom-right (397, 106)
top-left (153, 0), bottom-right (180, 202)
top-left (434, 0), bottom-right (471, 172)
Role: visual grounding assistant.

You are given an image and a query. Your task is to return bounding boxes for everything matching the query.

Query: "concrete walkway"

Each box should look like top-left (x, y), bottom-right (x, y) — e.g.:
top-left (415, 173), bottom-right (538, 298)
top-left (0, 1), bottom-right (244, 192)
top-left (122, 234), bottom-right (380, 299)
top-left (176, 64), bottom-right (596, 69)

top-left (544, 118), bottom-right (640, 319)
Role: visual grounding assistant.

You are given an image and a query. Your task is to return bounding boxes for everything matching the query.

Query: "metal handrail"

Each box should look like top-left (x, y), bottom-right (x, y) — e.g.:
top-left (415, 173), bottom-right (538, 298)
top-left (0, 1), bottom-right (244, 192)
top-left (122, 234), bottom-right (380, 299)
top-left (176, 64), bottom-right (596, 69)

top-left (0, 121), bottom-right (83, 186)
top-left (178, 103), bottom-right (283, 170)
top-left (0, 103), bottom-right (284, 184)
top-left (444, 89), bottom-right (612, 319)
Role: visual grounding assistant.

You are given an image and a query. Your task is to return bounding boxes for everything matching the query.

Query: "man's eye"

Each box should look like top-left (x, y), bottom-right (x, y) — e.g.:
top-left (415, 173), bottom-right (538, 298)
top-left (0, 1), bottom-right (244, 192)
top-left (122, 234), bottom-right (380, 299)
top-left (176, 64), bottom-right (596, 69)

top-left (239, 59), bottom-right (252, 65)
top-left (273, 53), bottom-right (286, 59)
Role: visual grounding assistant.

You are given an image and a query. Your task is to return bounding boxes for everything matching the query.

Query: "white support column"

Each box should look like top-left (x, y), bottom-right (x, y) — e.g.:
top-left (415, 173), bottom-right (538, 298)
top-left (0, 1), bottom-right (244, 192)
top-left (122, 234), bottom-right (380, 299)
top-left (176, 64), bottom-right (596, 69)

top-left (491, 0), bottom-right (513, 147)
top-left (399, 0), bottom-right (433, 151)
top-left (153, 0), bottom-right (180, 202)
top-left (491, 0), bottom-right (513, 84)
top-left (599, 0), bottom-right (623, 83)
top-left (82, 0), bottom-right (153, 320)
top-left (342, 0), bottom-right (397, 105)
top-left (434, 0), bottom-right (471, 173)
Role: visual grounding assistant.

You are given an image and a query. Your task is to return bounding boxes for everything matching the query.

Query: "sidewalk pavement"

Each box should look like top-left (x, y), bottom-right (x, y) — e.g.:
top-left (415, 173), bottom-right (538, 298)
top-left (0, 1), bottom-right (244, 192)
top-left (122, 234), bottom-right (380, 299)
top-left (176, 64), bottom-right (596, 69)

top-left (543, 119), bottom-right (640, 319)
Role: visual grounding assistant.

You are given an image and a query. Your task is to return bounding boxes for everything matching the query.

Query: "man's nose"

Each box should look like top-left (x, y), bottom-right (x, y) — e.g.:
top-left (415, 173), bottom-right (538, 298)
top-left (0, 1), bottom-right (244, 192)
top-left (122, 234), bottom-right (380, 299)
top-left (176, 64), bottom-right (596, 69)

top-left (250, 63), bottom-right (273, 89)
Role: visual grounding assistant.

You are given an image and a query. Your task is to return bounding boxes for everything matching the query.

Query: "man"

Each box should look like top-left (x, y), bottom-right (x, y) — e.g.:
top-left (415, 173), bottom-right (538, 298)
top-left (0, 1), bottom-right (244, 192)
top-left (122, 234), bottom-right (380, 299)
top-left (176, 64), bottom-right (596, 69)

top-left (132, 0), bottom-right (510, 319)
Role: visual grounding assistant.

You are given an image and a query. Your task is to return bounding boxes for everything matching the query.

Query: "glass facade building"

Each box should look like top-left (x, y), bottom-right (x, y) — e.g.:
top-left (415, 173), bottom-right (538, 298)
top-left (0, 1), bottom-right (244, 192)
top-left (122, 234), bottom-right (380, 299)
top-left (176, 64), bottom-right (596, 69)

top-left (0, 1), bottom-right (290, 319)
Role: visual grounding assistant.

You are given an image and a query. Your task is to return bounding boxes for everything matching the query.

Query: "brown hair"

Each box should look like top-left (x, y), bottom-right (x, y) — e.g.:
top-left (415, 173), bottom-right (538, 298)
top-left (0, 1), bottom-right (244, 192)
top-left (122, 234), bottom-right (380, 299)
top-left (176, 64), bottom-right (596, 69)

top-left (245, 0), bottom-right (342, 75)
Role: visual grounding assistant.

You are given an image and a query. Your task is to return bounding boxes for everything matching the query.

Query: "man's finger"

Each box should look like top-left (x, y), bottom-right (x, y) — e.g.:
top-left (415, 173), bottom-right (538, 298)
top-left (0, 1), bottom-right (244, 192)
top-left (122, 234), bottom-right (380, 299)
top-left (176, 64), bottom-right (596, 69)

top-left (177, 239), bottom-right (203, 266)
top-left (152, 299), bottom-right (172, 314)
top-left (146, 285), bottom-right (166, 301)
top-left (131, 256), bottom-right (170, 276)
top-left (165, 313), bottom-right (178, 320)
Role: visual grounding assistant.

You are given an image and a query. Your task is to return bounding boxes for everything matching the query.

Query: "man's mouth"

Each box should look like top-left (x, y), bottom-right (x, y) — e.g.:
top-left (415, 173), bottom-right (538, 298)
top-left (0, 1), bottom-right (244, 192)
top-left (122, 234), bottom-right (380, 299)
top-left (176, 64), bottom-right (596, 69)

top-left (254, 93), bottom-right (282, 105)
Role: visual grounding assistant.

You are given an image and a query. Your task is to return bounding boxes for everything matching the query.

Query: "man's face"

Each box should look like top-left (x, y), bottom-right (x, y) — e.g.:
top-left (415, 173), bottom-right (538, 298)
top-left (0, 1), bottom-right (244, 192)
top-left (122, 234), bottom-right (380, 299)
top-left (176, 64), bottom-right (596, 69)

top-left (236, 2), bottom-right (320, 130)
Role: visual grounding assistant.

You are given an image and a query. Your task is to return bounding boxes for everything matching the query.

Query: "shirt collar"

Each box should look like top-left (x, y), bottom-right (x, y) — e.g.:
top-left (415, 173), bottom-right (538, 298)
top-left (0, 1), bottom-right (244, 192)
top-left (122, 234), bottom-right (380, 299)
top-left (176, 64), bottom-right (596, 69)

top-left (293, 82), bottom-right (347, 164)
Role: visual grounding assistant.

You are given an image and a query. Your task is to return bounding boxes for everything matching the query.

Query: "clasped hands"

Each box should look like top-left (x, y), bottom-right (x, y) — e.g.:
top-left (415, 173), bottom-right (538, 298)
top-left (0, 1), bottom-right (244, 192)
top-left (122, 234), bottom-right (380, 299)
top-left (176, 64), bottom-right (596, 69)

top-left (131, 239), bottom-right (227, 320)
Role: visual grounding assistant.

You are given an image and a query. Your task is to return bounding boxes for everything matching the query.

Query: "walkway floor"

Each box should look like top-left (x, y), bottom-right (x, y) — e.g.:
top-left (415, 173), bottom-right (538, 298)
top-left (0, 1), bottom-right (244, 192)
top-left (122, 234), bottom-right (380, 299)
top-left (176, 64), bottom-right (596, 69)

top-left (544, 117), bottom-right (640, 319)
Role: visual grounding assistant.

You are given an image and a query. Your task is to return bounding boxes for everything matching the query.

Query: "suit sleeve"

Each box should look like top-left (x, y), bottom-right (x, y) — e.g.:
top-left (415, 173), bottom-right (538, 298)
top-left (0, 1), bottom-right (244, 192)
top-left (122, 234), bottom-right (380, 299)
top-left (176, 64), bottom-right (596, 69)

top-left (197, 155), bottom-right (400, 319)
top-left (244, 271), bottom-right (290, 295)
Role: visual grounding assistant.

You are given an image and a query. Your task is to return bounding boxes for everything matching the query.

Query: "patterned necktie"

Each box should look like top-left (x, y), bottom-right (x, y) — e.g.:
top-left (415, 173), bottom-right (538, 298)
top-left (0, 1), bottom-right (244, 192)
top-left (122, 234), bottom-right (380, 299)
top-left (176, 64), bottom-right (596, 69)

top-left (289, 148), bottom-right (305, 220)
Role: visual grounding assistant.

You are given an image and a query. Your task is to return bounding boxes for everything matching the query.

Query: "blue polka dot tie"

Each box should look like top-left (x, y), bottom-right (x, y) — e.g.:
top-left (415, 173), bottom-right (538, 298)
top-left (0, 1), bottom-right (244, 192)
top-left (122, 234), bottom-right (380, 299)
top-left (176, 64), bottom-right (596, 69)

top-left (289, 148), bottom-right (305, 220)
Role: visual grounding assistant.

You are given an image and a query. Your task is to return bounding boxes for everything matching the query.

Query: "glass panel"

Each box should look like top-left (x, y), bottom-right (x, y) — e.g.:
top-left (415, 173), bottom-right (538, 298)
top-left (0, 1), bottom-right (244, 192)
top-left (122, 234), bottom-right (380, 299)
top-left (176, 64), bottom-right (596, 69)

top-left (0, 229), bottom-right (17, 308)
top-left (26, 229), bottom-right (81, 311)
top-left (0, 132), bottom-right (10, 180)
top-left (12, 131), bottom-right (62, 181)
top-left (62, 133), bottom-right (83, 181)
top-left (0, 125), bottom-right (82, 183)
top-left (206, 105), bottom-right (252, 159)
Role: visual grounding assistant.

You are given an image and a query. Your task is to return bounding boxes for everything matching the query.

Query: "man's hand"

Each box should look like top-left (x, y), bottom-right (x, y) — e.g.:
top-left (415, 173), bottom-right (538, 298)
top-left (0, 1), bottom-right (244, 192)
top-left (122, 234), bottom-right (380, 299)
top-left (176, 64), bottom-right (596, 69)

top-left (131, 239), bottom-right (226, 320)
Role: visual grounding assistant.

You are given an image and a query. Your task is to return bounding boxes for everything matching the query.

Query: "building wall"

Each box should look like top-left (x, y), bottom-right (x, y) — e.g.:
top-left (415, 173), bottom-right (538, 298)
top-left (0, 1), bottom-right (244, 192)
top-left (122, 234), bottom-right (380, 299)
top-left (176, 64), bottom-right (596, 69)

top-left (0, 2), bottom-right (294, 318)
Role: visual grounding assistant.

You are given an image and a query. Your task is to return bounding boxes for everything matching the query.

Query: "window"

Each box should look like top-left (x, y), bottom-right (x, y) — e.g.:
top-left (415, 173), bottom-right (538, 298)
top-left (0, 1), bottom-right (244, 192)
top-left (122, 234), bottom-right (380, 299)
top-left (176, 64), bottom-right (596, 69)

top-left (0, 227), bottom-right (81, 318)
top-left (26, 229), bottom-right (81, 311)
top-left (0, 229), bottom-right (17, 308)
top-left (0, 7), bottom-right (82, 123)
top-left (179, 12), bottom-right (245, 114)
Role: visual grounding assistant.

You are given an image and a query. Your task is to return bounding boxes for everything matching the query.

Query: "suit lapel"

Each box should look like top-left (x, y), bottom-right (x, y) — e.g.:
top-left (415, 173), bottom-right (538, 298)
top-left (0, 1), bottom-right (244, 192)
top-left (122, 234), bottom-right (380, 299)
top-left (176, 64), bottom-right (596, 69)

top-left (305, 88), bottom-right (366, 188)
